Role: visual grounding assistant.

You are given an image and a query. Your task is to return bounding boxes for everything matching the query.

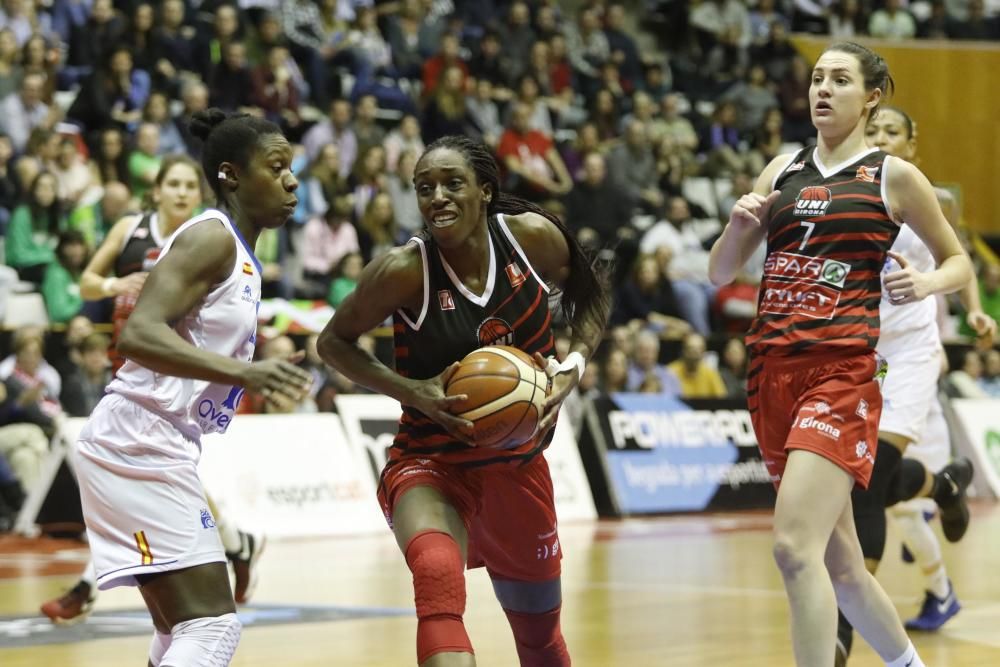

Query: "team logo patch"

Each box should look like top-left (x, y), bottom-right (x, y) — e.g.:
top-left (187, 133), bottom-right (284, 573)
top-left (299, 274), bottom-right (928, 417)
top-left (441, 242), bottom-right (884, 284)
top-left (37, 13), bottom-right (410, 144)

top-left (759, 280), bottom-right (840, 320)
top-left (856, 440), bottom-right (874, 464)
top-left (438, 289), bottom-right (455, 311)
top-left (796, 415), bottom-right (841, 441)
top-left (505, 262), bottom-right (526, 287)
top-left (763, 252), bottom-right (850, 289)
top-left (477, 316), bottom-right (514, 346)
top-left (856, 165), bottom-right (879, 183)
top-left (856, 398), bottom-right (869, 419)
top-left (200, 508), bottom-right (216, 529)
top-left (794, 186), bottom-right (833, 216)
top-left (786, 161), bottom-right (806, 172)
top-left (802, 401), bottom-right (844, 421)
top-left (820, 259), bottom-right (850, 287)
top-left (242, 262), bottom-right (254, 275)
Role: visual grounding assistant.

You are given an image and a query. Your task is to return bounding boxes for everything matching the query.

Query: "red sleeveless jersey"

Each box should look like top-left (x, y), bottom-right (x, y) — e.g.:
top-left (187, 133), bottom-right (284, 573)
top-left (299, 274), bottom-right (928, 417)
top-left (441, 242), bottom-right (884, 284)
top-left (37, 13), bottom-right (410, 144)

top-left (388, 214), bottom-right (556, 470)
top-left (746, 147), bottom-right (900, 357)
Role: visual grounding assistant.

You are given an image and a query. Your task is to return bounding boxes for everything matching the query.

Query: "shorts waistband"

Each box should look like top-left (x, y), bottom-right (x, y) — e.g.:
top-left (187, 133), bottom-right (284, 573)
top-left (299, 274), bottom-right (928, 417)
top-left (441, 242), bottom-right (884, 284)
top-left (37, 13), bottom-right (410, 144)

top-left (751, 348), bottom-right (874, 372)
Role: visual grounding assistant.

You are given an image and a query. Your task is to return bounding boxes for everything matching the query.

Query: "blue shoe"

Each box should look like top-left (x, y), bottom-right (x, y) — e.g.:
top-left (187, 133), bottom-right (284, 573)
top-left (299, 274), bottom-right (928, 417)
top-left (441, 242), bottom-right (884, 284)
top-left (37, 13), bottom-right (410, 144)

top-left (905, 582), bottom-right (961, 631)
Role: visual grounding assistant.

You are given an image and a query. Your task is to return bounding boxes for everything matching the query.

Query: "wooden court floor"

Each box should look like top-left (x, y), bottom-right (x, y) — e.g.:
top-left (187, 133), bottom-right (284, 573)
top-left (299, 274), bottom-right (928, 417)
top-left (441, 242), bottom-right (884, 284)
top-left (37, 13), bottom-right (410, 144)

top-left (1, 505), bottom-right (998, 666)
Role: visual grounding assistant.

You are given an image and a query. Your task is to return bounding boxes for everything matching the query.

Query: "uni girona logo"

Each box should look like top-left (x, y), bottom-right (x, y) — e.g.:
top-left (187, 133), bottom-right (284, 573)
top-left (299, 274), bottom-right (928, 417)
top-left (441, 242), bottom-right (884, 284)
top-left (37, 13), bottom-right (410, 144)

top-left (794, 186), bottom-right (833, 216)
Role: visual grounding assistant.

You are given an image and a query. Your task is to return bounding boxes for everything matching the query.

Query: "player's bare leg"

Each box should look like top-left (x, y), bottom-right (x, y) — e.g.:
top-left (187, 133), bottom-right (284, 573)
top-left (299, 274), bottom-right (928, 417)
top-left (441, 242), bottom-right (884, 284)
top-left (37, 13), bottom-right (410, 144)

top-left (825, 497), bottom-right (914, 661)
top-left (773, 450), bottom-right (921, 665)
top-left (772, 450), bottom-right (856, 665)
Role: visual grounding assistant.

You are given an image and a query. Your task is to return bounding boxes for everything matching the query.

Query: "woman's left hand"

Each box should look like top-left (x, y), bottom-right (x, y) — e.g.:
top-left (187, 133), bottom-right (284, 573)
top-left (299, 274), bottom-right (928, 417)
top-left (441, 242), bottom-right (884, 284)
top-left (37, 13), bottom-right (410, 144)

top-left (884, 251), bottom-right (933, 304)
top-left (533, 352), bottom-right (580, 439)
top-left (967, 309), bottom-right (997, 349)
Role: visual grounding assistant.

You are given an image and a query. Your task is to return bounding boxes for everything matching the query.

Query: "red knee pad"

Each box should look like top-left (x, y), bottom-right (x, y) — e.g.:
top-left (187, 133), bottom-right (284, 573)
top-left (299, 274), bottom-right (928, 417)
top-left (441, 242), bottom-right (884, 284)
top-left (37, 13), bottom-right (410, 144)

top-left (505, 606), bottom-right (571, 667)
top-left (404, 530), bottom-right (473, 663)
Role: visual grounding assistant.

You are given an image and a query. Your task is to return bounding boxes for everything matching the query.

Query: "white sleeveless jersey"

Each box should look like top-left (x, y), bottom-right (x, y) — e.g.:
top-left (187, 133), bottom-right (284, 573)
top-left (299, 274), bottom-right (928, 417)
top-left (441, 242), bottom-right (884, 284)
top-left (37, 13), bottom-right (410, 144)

top-left (108, 209), bottom-right (260, 442)
top-left (879, 223), bottom-right (938, 340)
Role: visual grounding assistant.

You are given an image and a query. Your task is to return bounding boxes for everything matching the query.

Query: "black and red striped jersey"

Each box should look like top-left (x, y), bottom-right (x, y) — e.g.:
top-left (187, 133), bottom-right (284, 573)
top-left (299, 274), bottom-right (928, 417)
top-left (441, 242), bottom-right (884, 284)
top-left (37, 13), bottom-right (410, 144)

top-left (111, 212), bottom-right (165, 375)
top-left (389, 213), bottom-right (555, 469)
top-left (746, 147), bottom-right (900, 357)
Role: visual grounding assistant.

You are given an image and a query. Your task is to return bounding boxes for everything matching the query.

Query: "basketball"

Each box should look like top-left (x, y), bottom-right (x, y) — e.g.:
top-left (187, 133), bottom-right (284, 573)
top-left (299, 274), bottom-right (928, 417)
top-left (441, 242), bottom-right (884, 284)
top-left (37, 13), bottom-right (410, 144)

top-left (446, 345), bottom-right (551, 449)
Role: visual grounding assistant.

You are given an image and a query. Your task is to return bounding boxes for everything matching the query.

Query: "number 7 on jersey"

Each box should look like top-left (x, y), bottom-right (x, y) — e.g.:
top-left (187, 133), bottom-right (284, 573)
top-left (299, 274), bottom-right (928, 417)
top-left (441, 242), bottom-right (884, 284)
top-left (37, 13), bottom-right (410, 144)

top-left (799, 221), bottom-right (816, 251)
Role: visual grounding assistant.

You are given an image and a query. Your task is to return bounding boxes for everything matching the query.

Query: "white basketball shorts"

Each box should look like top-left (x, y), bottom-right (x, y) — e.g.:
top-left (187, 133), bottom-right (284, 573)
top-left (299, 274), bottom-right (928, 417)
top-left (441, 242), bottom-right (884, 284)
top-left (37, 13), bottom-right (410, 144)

top-left (876, 330), bottom-right (941, 443)
top-left (904, 393), bottom-right (951, 475)
top-left (73, 393), bottom-right (225, 590)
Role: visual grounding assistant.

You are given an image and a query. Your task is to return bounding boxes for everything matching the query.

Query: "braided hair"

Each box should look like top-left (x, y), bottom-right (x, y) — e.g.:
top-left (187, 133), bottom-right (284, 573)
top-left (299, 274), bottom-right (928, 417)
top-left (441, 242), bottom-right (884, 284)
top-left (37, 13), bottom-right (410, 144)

top-left (419, 135), bottom-right (611, 338)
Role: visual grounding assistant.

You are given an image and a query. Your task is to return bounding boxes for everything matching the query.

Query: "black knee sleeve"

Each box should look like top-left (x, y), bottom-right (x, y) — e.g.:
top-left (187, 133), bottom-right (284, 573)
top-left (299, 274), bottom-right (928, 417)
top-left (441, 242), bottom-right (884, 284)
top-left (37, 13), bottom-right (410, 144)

top-left (851, 440), bottom-right (903, 561)
top-left (888, 457), bottom-right (928, 506)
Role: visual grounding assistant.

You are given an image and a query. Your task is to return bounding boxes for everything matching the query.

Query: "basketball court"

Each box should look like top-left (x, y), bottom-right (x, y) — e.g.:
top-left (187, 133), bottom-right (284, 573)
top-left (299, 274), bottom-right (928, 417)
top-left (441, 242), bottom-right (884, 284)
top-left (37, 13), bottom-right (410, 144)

top-left (2, 504), bottom-right (998, 665)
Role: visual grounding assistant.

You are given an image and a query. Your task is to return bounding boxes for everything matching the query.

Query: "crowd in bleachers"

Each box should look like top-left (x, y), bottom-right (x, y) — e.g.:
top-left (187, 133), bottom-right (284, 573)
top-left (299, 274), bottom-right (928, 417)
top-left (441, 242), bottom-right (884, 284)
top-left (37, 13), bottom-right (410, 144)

top-left (1, 0), bottom-right (999, 527)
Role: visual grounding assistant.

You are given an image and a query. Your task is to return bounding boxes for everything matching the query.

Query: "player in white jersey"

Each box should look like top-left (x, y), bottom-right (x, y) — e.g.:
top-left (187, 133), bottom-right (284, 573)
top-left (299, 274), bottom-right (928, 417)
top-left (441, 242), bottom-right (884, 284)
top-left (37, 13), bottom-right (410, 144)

top-left (72, 109), bottom-right (311, 667)
top-left (41, 157), bottom-right (265, 624)
top-left (835, 106), bottom-right (997, 665)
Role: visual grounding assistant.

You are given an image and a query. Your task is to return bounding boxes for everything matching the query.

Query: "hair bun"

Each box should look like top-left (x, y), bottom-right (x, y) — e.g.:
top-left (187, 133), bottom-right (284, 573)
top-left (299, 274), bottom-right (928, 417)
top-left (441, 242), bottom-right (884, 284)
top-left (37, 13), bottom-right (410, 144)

top-left (188, 108), bottom-right (230, 143)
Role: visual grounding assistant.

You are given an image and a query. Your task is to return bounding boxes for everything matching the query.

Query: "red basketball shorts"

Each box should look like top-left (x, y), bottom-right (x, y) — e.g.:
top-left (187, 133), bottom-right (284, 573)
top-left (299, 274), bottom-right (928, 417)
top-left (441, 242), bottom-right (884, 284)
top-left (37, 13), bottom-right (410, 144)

top-left (747, 350), bottom-right (884, 489)
top-left (378, 454), bottom-right (561, 582)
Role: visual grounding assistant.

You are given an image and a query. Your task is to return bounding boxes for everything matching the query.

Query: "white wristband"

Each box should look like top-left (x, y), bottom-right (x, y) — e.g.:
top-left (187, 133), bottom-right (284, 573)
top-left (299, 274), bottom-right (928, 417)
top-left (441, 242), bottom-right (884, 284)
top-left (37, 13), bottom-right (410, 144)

top-left (550, 351), bottom-right (585, 379)
top-left (102, 277), bottom-right (117, 296)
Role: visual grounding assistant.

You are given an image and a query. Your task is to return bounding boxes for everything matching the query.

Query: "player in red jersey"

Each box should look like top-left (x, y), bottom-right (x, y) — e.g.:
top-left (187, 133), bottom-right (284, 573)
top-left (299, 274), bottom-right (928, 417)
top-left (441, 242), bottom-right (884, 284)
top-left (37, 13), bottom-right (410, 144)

top-left (709, 42), bottom-right (972, 667)
top-left (317, 135), bottom-right (610, 666)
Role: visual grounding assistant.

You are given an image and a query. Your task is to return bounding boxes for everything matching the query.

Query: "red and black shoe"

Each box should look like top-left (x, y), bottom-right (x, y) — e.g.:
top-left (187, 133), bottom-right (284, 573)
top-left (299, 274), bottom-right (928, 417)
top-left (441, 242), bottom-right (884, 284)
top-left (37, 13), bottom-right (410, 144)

top-left (40, 580), bottom-right (96, 625)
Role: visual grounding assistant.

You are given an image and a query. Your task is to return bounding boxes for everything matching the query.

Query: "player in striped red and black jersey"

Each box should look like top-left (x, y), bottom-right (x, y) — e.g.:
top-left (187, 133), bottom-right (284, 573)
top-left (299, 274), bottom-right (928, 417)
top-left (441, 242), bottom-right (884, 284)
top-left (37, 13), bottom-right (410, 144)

top-left (389, 213), bottom-right (558, 469)
top-left (709, 43), bottom-right (971, 667)
top-left (318, 136), bottom-right (609, 666)
top-left (745, 147), bottom-right (898, 356)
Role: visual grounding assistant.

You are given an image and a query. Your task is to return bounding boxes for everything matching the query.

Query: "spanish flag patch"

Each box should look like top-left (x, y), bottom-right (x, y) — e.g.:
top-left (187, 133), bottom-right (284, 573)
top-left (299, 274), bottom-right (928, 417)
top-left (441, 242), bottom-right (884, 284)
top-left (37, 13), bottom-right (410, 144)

top-left (242, 262), bottom-right (253, 275)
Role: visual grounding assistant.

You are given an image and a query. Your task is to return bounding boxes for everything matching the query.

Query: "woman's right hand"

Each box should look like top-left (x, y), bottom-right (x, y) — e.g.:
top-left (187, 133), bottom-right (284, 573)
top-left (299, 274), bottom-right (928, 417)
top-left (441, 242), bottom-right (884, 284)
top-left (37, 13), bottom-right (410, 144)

top-left (402, 362), bottom-right (474, 444)
top-left (730, 190), bottom-right (781, 229)
top-left (112, 272), bottom-right (149, 297)
top-left (240, 351), bottom-right (314, 405)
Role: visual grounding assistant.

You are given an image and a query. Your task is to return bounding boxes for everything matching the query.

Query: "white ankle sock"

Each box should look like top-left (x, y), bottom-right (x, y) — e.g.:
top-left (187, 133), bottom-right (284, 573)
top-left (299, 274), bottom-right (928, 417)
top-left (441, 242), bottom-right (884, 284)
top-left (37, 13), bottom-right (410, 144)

top-left (80, 560), bottom-right (97, 589)
top-left (927, 564), bottom-right (950, 599)
top-left (886, 642), bottom-right (924, 667)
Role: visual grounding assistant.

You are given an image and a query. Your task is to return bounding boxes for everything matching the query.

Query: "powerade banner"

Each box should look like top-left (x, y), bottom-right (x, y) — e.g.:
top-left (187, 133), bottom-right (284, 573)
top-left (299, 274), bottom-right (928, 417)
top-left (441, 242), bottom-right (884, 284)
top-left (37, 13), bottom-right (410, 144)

top-left (584, 394), bottom-right (776, 514)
